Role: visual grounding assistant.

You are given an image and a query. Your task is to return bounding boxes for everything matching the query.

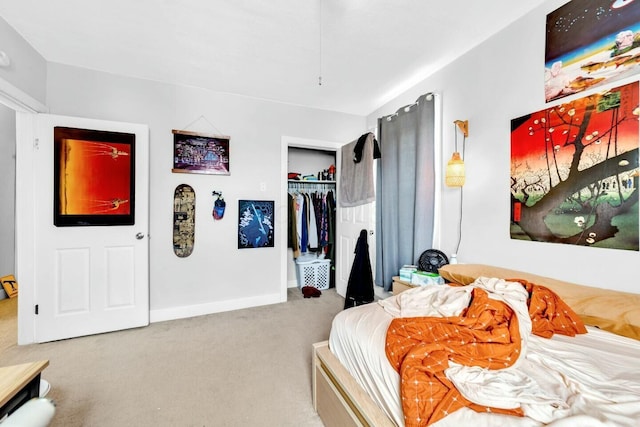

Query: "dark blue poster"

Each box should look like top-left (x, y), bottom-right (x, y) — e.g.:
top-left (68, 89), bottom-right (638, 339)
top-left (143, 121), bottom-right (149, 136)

top-left (238, 200), bottom-right (274, 249)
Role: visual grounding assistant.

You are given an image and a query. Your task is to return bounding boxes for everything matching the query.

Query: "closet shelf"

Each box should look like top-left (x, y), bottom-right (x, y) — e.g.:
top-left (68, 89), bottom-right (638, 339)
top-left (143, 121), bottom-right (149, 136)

top-left (288, 180), bottom-right (336, 184)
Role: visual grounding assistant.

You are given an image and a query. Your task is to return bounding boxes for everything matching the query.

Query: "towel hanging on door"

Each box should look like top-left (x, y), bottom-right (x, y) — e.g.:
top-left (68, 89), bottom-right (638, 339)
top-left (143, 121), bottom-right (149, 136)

top-left (340, 133), bottom-right (379, 207)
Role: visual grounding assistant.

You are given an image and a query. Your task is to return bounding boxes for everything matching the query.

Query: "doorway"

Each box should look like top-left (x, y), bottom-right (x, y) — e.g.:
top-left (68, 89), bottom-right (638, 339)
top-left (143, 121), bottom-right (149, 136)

top-left (280, 135), bottom-right (377, 299)
top-left (280, 136), bottom-right (341, 298)
top-left (0, 102), bottom-right (17, 348)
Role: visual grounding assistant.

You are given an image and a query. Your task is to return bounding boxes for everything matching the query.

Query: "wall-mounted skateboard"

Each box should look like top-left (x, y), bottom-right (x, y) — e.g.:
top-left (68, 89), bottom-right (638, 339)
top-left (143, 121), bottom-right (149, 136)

top-left (173, 184), bottom-right (196, 257)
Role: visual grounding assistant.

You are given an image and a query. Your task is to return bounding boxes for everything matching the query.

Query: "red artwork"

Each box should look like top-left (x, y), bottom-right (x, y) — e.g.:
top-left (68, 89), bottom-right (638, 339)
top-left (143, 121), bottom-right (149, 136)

top-left (54, 127), bottom-right (135, 226)
top-left (511, 81), bottom-right (639, 250)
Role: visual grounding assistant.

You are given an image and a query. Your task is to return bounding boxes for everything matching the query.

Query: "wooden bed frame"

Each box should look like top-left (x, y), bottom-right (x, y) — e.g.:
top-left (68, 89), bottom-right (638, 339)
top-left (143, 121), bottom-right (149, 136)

top-left (312, 341), bottom-right (396, 427)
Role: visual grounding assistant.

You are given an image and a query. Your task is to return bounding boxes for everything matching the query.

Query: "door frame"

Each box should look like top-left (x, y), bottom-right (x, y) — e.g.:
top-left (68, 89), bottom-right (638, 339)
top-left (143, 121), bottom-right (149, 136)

top-left (280, 136), bottom-right (343, 300)
top-left (0, 77), bottom-right (47, 345)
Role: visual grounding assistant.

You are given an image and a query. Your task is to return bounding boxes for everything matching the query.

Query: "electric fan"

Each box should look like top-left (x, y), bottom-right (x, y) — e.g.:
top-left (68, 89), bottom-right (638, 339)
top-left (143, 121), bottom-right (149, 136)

top-left (417, 249), bottom-right (449, 273)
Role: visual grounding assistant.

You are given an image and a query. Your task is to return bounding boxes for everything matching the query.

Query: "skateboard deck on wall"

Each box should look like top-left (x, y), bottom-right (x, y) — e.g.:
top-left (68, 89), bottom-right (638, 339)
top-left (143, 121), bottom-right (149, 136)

top-left (173, 184), bottom-right (196, 257)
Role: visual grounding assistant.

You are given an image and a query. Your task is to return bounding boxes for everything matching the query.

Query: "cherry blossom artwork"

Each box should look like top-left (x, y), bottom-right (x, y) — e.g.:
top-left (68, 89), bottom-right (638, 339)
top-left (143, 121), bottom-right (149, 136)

top-left (511, 81), bottom-right (638, 251)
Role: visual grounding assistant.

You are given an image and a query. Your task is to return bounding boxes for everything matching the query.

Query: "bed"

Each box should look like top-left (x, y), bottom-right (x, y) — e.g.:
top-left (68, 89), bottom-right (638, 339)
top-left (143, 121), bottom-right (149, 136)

top-left (312, 264), bottom-right (640, 427)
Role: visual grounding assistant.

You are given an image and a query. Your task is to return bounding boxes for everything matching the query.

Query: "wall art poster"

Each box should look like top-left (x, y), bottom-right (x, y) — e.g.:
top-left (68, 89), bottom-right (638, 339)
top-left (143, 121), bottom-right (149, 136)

top-left (545, 0), bottom-right (640, 103)
top-left (511, 81), bottom-right (639, 251)
top-left (54, 127), bottom-right (135, 227)
top-left (238, 200), bottom-right (274, 249)
top-left (172, 129), bottom-right (230, 175)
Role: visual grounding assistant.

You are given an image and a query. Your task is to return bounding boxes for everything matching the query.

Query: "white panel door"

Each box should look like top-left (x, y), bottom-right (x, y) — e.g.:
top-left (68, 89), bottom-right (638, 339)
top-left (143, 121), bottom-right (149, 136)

top-left (31, 114), bottom-right (149, 343)
top-left (336, 201), bottom-right (375, 297)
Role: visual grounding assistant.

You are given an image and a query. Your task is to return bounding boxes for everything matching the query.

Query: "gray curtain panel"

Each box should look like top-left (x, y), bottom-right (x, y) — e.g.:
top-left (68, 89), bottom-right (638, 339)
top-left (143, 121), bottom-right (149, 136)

top-left (375, 93), bottom-right (436, 291)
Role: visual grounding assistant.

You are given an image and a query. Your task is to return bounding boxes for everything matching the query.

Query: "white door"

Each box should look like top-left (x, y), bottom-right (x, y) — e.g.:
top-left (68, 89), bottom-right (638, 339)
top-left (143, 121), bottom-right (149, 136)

top-left (28, 114), bottom-right (149, 343)
top-left (337, 202), bottom-right (376, 297)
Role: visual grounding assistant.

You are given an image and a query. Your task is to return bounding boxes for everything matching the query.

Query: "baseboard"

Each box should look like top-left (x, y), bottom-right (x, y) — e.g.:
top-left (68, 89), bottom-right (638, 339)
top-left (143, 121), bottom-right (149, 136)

top-left (149, 292), bottom-right (284, 323)
top-left (288, 280), bottom-right (298, 288)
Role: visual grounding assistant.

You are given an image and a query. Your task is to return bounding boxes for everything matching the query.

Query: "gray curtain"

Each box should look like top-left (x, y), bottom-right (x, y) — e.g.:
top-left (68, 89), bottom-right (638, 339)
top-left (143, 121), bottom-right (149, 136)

top-left (375, 93), bottom-right (436, 291)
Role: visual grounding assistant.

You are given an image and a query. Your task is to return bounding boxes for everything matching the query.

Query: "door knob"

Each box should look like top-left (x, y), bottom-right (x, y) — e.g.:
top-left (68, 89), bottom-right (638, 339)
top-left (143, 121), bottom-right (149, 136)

top-left (369, 230), bottom-right (374, 235)
top-left (136, 232), bottom-right (145, 240)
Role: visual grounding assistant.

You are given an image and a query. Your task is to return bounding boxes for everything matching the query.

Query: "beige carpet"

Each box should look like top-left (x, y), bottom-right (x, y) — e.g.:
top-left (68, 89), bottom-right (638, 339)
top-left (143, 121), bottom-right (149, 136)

top-left (0, 288), bottom-right (344, 426)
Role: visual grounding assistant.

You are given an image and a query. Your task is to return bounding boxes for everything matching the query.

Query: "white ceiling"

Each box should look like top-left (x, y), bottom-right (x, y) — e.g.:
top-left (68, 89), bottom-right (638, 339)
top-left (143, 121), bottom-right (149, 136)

top-left (0, 1), bottom-right (547, 116)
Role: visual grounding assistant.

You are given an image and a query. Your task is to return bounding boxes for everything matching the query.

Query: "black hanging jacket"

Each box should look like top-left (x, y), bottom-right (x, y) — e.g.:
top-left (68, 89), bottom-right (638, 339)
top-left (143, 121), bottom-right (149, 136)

top-left (344, 229), bottom-right (375, 309)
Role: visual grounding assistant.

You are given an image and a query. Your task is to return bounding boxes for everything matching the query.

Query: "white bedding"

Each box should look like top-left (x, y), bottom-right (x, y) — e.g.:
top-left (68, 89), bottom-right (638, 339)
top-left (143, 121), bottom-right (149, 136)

top-left (329, 283), bottom-right (640, 427)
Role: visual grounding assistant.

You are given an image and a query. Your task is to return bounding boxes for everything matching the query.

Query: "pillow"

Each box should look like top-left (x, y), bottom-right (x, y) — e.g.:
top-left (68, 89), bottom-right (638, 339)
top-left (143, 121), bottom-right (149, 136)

top-left (439, 264), bottom-right (640, 340)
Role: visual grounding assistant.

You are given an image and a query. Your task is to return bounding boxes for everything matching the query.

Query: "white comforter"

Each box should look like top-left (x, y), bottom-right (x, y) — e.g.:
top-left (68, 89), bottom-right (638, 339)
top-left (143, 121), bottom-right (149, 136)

top-left (329, 280), bottom-right (640, 426)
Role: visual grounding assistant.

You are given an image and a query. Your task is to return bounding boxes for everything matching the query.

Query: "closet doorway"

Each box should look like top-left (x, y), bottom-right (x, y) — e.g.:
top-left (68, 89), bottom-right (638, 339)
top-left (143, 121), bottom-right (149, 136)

top-left (280, 136), bottom-right (376, 299)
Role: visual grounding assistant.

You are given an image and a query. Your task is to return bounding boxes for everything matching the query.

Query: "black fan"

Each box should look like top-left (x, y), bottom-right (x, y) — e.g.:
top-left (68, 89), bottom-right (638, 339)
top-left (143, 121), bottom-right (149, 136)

top-left (417, 249), bottom-right (449, 273)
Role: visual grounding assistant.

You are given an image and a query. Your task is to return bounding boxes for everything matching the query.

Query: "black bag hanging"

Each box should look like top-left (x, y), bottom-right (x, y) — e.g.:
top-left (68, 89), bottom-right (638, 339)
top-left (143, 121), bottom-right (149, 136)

top-left (344, 229), bottom-right (374, 309)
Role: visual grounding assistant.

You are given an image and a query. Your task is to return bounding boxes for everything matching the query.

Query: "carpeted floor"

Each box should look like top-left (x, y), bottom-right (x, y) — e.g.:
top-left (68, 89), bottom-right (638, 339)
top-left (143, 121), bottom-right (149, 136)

top-left (0, 296), bottom-right (17, 352)
top-left (0, 288), bottom-right (345, 426)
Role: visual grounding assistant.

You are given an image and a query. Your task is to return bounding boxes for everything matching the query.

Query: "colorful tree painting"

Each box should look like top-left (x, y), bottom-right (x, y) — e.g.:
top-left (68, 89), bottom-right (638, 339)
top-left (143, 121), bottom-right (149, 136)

top-left (511, 81), bottom-right (639, 250)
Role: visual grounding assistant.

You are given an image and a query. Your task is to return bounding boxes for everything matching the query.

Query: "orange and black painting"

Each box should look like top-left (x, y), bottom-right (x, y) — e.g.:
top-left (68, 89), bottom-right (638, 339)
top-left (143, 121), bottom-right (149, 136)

top-left (54, 127), bottom-right (135, 226)
top-left (511, 81), bottom-right (639, 250)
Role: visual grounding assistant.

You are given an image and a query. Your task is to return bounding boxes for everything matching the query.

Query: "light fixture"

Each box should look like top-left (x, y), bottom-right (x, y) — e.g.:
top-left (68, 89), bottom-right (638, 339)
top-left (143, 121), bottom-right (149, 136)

top-left (445, 120), bottom-right (468, 187)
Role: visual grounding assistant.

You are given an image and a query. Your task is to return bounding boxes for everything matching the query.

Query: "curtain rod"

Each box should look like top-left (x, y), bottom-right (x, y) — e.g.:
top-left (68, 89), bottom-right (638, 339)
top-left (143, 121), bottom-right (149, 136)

top-left (380, 92), bottom-right (436, 122)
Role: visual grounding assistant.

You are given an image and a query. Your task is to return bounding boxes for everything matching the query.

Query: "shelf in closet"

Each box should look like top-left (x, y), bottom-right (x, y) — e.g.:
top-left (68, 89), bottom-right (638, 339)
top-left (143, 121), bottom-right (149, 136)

top-left (287, 180), bottom-right (336, 184)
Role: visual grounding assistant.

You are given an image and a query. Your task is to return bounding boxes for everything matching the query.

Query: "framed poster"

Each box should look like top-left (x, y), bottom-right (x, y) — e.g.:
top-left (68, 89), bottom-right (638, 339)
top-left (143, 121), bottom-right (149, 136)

top-left (54, 126), bottom-right (135, 226)
top-left (238, 200), bottom-right (274, 248)
top-left (511, 81), bottom-right (639, 251)
top-left (545, 0), bottom-right (640, 102)
top-left (172, 129), bottom-right (230, 175)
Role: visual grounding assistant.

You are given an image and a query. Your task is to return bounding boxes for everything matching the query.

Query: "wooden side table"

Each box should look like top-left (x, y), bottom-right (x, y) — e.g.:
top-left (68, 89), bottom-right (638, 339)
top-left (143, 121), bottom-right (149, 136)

top-left (0, 360), bottom-right (49, 418)
top-left (392, 276), bottom-right (418, 294)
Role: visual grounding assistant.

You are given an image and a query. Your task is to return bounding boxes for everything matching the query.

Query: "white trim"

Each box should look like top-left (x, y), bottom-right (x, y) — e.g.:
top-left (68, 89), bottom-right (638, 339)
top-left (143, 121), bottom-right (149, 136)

top-left (15, 112), bottom-right (37, 344)
top-left (0, 77), bottom-right (47, 113)
top-left (150, 292), bottom-right (282, 323)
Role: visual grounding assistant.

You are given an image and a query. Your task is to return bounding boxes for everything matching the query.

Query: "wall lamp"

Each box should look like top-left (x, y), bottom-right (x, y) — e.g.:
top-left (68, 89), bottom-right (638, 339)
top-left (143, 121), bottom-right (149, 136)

top-left (445, 119), bottom-right (468, 187)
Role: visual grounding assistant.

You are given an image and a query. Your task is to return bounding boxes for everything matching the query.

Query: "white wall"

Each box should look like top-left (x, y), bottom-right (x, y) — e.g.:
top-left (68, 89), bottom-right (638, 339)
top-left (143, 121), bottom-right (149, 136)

top-left (0, 17), bottom-right (46, 104)
top-left (45, 63), bottom-right (365, 320)
top-left (288, 147), bottom-right (336, 180)
top-left (367, 0), bottom-right (639, 293)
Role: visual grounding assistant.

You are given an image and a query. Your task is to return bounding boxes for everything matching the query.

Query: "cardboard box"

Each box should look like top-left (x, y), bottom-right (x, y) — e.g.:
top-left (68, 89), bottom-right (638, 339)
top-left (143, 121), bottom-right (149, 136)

top-left (0, 275), bottom-right (18, 298)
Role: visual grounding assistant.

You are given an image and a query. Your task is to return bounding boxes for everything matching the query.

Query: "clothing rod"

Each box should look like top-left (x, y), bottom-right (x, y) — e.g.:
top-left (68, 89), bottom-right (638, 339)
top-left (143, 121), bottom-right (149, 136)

top-left (287, 181), bottom-right (336, 192)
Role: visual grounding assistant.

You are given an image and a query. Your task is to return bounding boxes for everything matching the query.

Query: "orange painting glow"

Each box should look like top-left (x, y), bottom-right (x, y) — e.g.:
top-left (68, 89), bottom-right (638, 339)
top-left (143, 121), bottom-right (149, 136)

top-left (58, 138), bottom-right (132, 215)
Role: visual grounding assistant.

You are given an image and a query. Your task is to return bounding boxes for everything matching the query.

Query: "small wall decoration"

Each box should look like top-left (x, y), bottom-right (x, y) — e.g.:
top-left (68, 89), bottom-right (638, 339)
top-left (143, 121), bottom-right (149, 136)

top-left (238, 200), bottom-right (274, 248)
top-left (212, 191), bottom-right (226, 220)
top-left (511, 81), bottom-right (639, 251)
top-left (54, 127), bottom-right (135, 226)
top-left (172, 130), bottom-right (230, 175)
top-left (545, 0), bottom-right (640, 103)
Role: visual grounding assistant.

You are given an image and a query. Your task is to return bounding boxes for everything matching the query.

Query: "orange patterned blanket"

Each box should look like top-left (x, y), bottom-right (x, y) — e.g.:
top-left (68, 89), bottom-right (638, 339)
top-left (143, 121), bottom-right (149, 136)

top-left (385, 279), bottom-right (586, 427)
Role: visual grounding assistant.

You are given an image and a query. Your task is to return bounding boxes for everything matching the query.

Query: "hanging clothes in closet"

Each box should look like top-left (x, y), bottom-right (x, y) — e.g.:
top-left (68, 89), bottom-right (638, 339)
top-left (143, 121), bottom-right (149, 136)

top-left (287, 181), bottom-right (336, 286)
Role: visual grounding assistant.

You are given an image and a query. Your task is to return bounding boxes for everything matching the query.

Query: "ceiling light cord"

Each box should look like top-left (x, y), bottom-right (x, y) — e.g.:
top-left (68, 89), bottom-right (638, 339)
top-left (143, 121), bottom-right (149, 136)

top-left (318, 0), bottom-right (323, 86)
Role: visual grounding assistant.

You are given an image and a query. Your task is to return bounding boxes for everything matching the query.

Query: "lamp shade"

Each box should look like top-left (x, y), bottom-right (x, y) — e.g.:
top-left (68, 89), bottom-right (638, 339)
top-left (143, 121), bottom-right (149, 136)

top-left (445, 152), bottom-right (465, 187)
